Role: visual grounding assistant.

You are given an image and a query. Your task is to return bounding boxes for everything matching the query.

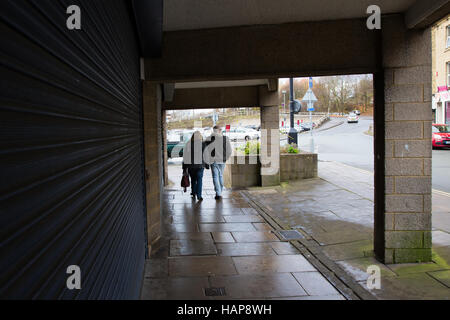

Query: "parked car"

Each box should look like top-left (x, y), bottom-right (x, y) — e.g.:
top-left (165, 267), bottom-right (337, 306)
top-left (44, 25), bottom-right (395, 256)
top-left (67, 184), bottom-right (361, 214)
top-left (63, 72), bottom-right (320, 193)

top-left (167, 130), bottom-right (194, 158)
top-left (432, 124), bottom-right (450, 149)
top-left (224, 127), bottom-right (260, 141)
top-left (280, 125), bottom-right (303, 134)
top-left (245, 125), bottom-right (260, 131)
top-left (353, 110), bottom-right (361, 115)
top-left (347, 113), bottom-right (359, 123)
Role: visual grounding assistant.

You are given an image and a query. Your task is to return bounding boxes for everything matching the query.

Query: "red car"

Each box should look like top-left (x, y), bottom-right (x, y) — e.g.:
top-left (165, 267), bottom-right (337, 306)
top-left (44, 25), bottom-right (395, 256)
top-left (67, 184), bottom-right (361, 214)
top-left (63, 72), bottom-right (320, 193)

top-left (432, 124), bottom-right (450, 149)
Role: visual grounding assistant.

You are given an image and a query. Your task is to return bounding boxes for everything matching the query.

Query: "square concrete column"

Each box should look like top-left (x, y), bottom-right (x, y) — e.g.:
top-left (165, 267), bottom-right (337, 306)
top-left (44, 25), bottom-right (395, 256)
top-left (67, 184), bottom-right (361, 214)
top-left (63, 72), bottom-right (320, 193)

top-left (162, 109), bottom-right (169, 186)
top-left (381, 16), bottom-right (432, 263)
top-left (143, 82), bottom-right (163, 256)
top-left (259, 86), bottom-right (280, 187)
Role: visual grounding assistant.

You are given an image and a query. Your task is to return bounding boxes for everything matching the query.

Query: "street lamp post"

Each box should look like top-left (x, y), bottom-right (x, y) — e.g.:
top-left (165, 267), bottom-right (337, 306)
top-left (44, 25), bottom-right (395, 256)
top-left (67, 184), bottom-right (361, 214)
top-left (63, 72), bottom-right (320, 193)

top-left (282, 90), bottom-right (287, 126)
top-left (288, 78), bottom-right (298, 145)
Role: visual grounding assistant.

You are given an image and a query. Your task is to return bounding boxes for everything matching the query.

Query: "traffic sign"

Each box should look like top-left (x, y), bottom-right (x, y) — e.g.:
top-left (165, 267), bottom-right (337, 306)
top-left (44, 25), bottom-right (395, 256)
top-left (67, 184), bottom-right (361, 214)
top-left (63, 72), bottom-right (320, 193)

top-left (309, 77), bottom-right (313, 89)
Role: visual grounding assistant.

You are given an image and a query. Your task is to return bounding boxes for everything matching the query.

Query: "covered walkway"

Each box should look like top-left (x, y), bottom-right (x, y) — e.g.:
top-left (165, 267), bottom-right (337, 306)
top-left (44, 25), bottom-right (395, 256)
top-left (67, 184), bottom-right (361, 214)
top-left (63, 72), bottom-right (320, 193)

top-left (140, 166), bottom-right (345, 300)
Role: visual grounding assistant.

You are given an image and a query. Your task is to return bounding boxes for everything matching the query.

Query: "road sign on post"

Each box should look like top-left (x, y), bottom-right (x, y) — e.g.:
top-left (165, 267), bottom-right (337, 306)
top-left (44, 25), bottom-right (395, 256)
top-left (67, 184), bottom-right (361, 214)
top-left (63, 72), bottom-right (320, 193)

top-left (309, 77), bottom-right (313, 89)
top-left (301, 84), bottom-right (318, 153)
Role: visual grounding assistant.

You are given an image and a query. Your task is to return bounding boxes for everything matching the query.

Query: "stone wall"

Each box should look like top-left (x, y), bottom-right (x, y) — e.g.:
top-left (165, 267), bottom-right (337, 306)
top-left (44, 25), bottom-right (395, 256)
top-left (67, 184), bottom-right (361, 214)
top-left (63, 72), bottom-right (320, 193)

top-left (280, 153), bottom-right (318, 181)
top-left (382, 16), bottom-right (432, 263)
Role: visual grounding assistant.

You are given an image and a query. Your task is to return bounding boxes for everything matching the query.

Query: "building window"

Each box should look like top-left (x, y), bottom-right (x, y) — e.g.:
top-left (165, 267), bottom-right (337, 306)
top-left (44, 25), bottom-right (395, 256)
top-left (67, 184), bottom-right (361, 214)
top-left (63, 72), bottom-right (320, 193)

top-left (448, 62), bottom-right (450, 88)
top-left (447, 26), bottom-right (450, 48)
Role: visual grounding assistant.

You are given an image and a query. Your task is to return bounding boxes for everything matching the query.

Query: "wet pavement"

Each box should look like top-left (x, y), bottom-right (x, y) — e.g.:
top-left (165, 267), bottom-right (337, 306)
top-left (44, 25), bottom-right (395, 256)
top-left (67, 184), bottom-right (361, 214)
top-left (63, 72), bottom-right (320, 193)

top-left (142, 161), bottom-right (449, 299)
top-left (140, 165), bottom-right (345, 300)
top-left (246, 161), bottom-right (450, 300)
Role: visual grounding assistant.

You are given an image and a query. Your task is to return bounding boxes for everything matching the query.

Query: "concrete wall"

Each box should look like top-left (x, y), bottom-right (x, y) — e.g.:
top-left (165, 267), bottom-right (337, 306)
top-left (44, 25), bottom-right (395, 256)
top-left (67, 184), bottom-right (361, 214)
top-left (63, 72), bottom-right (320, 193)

top-left (280, 153), bottom-right (318, 181)
top-left (146, 19), bottom-right (377, 82)
top-left (164, 86), bottom-right (259, 110)
top-left (382, 16), bottom-right (432, 263)
top-left (143, 82), bottom-right (163, 256)
top-left (224, 156), bottom-right (261, 188)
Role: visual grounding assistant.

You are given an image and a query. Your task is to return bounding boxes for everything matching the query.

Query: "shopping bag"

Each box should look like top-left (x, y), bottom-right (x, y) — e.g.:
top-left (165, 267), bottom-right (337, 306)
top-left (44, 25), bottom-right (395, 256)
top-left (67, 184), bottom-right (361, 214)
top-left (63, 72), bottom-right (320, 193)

top-left (181, 174), bottom-right (190, 192)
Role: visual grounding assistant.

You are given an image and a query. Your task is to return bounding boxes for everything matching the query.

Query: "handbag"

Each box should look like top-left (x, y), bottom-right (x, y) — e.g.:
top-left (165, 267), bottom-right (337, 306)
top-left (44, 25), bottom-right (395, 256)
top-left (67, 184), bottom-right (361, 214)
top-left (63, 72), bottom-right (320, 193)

top-left (181, 174), bottom-right (190, 192)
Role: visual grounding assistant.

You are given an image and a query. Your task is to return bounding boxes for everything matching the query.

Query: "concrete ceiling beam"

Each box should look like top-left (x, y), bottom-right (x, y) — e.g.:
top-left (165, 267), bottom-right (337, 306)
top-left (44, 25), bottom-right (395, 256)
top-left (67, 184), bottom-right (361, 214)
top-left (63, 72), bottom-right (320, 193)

top-left (405, 0), bottom-right (450, 29)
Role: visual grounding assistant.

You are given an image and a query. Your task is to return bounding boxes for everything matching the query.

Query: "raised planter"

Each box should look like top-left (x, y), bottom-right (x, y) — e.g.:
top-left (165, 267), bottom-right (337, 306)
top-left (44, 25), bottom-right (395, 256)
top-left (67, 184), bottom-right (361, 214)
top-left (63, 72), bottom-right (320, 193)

top-left (280, 152), bottom-right (318, 181)
top-left (224, 155), bottom-right (261, 188)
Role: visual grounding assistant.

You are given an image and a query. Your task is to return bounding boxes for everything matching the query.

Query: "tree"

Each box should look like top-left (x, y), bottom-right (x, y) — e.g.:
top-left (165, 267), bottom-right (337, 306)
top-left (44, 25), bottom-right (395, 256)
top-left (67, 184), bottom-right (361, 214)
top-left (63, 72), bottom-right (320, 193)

top-left (354, 75), bottom-right (373, 113)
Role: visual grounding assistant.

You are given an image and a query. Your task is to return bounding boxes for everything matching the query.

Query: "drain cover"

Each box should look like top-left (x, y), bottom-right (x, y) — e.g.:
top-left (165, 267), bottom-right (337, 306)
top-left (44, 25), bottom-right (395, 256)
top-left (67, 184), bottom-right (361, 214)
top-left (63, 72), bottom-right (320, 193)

top-left (278, 230), bottom-right (304, 241)
top-left (204, 287), bottom-right (226, 297)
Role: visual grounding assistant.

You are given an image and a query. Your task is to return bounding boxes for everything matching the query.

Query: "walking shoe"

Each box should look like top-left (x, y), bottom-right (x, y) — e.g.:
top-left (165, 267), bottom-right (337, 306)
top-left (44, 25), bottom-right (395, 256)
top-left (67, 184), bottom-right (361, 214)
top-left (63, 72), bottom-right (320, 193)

top-left (215, 195), bottom-right (222, 200)
top-left (197, 197), bottom-right (203, 202)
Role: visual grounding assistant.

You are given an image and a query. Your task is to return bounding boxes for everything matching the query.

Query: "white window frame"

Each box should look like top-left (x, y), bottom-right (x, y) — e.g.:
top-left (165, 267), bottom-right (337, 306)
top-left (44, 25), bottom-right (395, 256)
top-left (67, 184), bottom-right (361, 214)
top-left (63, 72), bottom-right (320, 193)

top-left (448, 62), bottom-right (450, 88)
top-left (447, 25), bottom-right (450, 48)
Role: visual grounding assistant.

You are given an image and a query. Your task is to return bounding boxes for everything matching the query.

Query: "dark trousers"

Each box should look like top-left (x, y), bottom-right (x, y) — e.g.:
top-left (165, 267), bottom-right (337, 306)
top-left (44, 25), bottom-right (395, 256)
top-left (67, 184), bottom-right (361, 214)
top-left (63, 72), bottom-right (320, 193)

top-left (188, 168), bottom-right (204, 199)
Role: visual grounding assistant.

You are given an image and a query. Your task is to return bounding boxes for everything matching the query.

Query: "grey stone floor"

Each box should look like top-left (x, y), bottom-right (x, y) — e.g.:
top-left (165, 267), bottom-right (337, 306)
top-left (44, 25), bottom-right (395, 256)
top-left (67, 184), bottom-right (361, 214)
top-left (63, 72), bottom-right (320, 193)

top-left (140, 165), bottom-right (344, 300)
top-left (247, 161), bottom-right (450, 300)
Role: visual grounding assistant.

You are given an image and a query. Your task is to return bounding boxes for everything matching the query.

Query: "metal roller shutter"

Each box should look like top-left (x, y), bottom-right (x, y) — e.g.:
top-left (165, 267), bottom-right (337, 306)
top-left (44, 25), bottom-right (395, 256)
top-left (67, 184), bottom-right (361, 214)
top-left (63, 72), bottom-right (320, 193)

top-left (0, 0), bottom-right (147, 299)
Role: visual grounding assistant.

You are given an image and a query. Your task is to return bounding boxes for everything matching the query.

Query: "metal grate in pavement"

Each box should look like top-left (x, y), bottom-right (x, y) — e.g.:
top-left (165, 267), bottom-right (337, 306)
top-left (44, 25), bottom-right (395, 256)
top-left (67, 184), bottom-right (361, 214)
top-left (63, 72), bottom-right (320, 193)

top-left (204, 287), bottom-right (227, 296)
top-left (278, 230), bottom-right (305, 241)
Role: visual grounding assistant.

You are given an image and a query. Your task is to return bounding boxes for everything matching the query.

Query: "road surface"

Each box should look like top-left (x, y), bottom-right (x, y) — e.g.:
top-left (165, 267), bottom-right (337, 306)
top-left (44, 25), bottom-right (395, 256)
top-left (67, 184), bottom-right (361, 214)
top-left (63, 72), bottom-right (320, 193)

top-left (296, 116), bottom-right (450, 193)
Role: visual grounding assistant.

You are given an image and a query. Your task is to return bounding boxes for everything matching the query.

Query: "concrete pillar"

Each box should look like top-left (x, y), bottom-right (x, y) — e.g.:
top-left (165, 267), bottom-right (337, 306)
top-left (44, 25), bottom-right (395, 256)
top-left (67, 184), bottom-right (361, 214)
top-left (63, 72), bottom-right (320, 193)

top-left (143, 82), bottom-right (163, 256)
top-left (382, 16), bottom-right (432, 263)
top-left (162, 109), bottom-right (169, 186)
top-left (259, 86), bottom-right (280, 187)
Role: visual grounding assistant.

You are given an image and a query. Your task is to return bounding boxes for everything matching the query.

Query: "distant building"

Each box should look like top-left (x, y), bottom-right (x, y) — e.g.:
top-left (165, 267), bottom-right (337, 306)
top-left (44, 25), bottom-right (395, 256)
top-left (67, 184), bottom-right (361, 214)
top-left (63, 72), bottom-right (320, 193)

top-left (432, 16), bottom-right (450, 124)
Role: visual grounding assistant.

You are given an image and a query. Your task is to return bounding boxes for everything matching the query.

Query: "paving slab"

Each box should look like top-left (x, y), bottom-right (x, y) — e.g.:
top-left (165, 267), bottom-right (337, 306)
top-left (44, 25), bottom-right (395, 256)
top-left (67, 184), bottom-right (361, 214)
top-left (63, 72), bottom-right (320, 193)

top-left (210, 274), bottom-right (307, 299)
top-left (223, 215), bottom-right (264, 223)
top-left (217, 242), bottom-right (277, 256)
top-left (144, 259), bottom-right (168, 278)
top-left (198, 222), bottom-right (256, 232)
top-left (427, 270), bottom-right (450, 288)
top-left (293, 272), bottom-right (341, 296)
top-left (386, 262), bottom-right (447, 276)
top-left (211, 232), bottom-right (235, 243)
top-left (252, 222), bottom-right (273, 231)
top-left (321, 240), bottom-right (373, 261)
top-left (141, 277), bottom-right (210, 300)
top-left (232, 231), bottom-right (279, 242)
top-left (170, 239), bottom-right (217, 256)
top-left (169, 232), bottom-right (213, 241)
top-left (168, 256), bottom-right (238, 277)
top-left (270, 242), bottom-right (301, 255)
top-left (232, 255), bottom-right (316, 274)
top-left (358, 273), bottom-right (450, 300)
top-left (336, 257), bottom-right (398, 282)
